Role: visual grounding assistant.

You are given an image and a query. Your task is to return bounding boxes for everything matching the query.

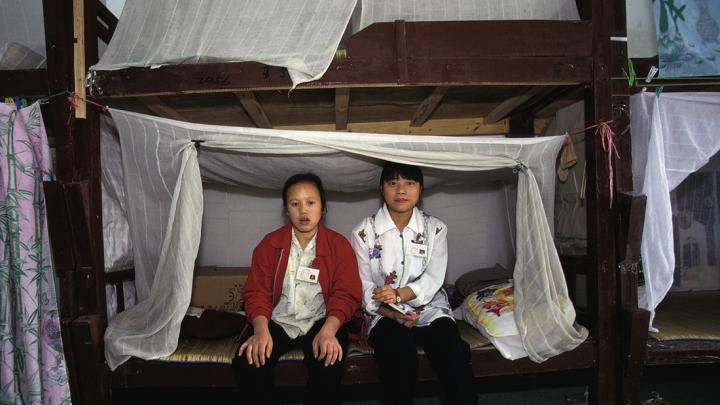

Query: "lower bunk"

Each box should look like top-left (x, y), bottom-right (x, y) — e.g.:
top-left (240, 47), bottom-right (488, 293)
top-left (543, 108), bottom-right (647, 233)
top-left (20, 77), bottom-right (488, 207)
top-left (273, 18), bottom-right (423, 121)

top-left (645, 290), bottom-right (720, 366)
top-left (109, 322), bottom-right (597, 390)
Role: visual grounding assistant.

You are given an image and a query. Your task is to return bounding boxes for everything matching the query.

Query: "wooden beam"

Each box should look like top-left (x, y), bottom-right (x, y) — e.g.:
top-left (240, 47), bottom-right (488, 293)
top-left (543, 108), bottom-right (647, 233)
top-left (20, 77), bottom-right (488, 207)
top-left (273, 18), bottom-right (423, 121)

top-left (0, 69), bottom-right (48, 96)
top-left (534, 86), bottom-right (586, 118)
top-left (335, 88), bottom-right (350, 130)
top-left (234, 91), bottom-right (272, 128)
top-left (485, 86), bottom-right (547, 124)
top-left (274, 117), bottom-right (507, 135)
top-left (410, 86), bottom-right (448, 127)
top-left (73, 0), bottom-right (86, 118)
top-left (91, 21), bottom-right (593, 97)
top-left (139, 96), bottom-right (187, 121)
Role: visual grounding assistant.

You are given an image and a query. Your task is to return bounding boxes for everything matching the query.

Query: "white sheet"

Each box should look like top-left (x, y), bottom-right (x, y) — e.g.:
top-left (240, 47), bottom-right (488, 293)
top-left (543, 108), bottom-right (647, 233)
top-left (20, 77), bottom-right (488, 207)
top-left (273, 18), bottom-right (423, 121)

top-left (103, 108), bottom-right (587, 369)
top-left (351, 0), bottom-right (579, 32)
top-left (631, 92), bottom-right (720, 325)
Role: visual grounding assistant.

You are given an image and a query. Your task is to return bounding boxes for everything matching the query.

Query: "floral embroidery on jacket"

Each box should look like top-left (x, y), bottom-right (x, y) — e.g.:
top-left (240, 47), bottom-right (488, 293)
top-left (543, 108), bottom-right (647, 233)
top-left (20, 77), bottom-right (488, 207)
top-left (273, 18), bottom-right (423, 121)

top-left (384, 270), bottom-right (398, 286)
top-left (369, 243), bottom-right (383, 260)
top-left (358, 229), bottom-right (367, 243)
top-left (435, 226), bottom-right (443, 235)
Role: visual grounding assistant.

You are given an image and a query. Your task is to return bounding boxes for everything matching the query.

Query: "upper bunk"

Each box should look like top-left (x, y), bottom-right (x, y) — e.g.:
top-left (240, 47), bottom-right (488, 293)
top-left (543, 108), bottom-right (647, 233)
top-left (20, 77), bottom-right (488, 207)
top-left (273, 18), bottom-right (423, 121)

top-left (0, 0), bottom-right (118, 97)
top-left (87, 0), bottom-right (598, 134)
top-left (0, 0), bottom-right (50, 96)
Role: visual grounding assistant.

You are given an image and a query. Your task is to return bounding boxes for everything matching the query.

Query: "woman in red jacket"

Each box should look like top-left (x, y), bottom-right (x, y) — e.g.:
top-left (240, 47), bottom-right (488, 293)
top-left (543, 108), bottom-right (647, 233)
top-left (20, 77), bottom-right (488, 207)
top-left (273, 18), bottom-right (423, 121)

top-left (233, 173), bottom-right (362, 405)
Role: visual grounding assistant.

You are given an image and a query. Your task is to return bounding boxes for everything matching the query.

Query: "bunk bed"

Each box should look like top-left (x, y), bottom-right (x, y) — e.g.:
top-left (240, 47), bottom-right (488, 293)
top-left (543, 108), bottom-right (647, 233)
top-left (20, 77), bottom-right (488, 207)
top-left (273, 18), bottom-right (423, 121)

top-left (0, 1), bottom-right (119, 404)
top-left (614, 4), bottom-right (720, 403)
top-left (42, 0), bottom-right (630, 404)
top-left (623, 91), bottom-right (720, 384)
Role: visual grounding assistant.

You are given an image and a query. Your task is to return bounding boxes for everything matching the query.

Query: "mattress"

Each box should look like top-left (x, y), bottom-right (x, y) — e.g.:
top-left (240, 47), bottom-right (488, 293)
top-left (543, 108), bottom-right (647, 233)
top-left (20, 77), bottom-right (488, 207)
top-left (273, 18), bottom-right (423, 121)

top-left (157, 320), bottom-right (490, 364)
top-left (649, 291), bottom-right (720, 342)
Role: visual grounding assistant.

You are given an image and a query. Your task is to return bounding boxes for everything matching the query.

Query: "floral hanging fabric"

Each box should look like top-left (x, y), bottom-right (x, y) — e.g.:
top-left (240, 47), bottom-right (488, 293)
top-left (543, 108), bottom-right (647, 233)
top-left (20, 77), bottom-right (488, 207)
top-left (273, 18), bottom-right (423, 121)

top-left (0, 102), bottom-right (71, 404)
top-left (655, 0), bottom-right (720, 77)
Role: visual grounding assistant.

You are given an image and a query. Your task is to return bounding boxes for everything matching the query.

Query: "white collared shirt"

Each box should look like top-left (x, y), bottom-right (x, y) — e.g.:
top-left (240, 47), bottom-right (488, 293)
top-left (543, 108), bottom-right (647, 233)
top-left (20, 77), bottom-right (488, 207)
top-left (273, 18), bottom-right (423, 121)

top-left (351, 204), bottom-right (453, 332)
top-left (271, 230), bottom-right (325, 338)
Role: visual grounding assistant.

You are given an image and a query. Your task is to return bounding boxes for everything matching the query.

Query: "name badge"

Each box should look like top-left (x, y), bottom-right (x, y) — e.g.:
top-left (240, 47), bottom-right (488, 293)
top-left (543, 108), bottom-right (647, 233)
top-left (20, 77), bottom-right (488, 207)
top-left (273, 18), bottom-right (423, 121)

top-left (297, 266), bottom-right (320, 283)
top-left (408, 242), bottom-right (428, 257)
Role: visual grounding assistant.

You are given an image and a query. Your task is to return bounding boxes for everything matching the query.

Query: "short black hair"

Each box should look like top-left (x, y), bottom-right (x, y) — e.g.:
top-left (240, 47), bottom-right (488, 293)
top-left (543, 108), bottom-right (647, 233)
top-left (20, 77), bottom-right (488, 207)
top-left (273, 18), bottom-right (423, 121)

top-left (379, 162), bottom-right (424, 190)
top-left (282, 173), bottom-right (327, 212)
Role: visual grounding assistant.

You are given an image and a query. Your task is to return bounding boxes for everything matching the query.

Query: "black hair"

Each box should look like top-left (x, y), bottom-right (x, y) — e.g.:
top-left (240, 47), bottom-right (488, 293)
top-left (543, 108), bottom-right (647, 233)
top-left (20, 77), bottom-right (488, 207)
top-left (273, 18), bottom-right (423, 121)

top-left (282, 173), bottom-right (327, 212)
top-left (379, 162), bottom-right (424, 191)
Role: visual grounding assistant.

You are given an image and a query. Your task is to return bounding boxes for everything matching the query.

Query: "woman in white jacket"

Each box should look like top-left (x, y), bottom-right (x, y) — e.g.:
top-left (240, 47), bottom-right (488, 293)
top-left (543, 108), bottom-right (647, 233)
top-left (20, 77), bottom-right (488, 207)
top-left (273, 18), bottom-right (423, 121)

top-left (351, 162), bottom-right (475, 405)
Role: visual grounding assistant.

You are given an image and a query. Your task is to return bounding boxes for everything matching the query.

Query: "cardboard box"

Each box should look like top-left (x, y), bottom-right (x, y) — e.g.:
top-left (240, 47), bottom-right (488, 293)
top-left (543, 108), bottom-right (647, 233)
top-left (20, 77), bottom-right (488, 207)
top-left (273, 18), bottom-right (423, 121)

top-left (191, 266), bottom-right (250, 312)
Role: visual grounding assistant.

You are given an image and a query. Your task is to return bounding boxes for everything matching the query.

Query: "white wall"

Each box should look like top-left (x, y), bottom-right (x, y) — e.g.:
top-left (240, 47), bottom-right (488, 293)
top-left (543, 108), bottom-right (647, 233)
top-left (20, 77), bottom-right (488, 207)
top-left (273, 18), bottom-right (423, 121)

top-left (197, 181), bottom-right (515, 284)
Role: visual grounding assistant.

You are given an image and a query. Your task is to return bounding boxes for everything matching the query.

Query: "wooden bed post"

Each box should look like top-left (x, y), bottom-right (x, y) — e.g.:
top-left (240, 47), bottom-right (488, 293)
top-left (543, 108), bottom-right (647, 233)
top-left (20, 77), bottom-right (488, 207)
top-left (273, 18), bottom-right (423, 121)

top-left (587, 0), bottom-right (622, 403)
top-left (46, 0), bottom-right (109, 403)
top-left (42, 0), bottom-right (80, 402)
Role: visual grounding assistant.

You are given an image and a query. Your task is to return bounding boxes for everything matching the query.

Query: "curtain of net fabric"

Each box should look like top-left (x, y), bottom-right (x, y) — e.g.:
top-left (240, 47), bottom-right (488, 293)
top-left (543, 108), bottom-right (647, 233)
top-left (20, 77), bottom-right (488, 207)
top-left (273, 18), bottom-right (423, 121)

top-left (104, 109), bottom-right (587, 369)
top-left (631, 92), bottom-right (720, 326)
top-left (90, 0), bottom-right (579, 88)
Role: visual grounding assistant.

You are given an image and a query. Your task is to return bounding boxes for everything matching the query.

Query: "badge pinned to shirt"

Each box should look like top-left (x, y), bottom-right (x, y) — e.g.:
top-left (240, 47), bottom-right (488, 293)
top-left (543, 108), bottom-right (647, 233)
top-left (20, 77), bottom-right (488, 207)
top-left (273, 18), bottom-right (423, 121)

top-left (408, 242), bottom-right (428, 258)
top-left (296, 266), bottom-right (320, 283)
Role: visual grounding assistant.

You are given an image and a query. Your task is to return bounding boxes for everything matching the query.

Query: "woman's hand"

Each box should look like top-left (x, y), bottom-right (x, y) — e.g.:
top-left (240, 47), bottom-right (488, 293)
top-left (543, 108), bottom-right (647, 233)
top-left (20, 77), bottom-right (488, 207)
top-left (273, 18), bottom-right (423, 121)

top-left (377, 305), bottom-right (419, 329)
top-left (238, 328), bottom-right (273, 367)
top-left (312, 330), bottom-right (343, 367)
top-left (372, 285), bottom-right (398, 305)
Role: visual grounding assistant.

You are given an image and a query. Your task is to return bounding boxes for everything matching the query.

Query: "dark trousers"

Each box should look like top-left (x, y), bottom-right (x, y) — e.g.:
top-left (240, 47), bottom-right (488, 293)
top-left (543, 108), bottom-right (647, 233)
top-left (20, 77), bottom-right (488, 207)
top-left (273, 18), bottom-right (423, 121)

top-left (232, 318), bottom-right (348, 405)
top-left (368, 316), bottom-right (476, 405)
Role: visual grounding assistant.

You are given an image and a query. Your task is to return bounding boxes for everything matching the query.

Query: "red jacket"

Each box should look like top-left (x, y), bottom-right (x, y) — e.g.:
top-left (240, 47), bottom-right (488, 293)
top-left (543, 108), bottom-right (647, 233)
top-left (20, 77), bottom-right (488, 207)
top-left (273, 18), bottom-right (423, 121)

top-left (243, 223), bottom-right (362, 325)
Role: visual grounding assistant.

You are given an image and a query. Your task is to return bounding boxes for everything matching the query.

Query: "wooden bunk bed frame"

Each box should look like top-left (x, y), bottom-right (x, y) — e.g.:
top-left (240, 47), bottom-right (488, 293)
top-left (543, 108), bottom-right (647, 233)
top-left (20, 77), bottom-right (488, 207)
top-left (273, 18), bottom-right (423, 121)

top-left (35, 0), bottom-right (637, 404)
top-left (0, 2), bottom-right (117, 404)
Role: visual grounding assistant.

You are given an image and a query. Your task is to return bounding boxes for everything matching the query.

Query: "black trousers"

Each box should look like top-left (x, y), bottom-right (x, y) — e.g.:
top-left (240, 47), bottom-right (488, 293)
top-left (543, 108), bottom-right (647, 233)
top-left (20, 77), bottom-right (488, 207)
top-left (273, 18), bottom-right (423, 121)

top-left (232, 318), bottom-right (348, 405)
top-left (368, 316), bottom-right (476, 405)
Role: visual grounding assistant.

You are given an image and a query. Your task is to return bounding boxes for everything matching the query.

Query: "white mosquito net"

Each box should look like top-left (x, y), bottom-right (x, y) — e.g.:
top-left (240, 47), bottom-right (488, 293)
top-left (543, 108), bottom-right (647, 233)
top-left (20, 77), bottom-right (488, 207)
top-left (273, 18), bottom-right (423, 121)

top-left (103, 108), bottom-right (587, 369)
top-left (631, 92), bottom-right (720, 326)
top-left (90, 0), bottom-right (579, 88)
top-left (0, 0), bottom-right (46, 69)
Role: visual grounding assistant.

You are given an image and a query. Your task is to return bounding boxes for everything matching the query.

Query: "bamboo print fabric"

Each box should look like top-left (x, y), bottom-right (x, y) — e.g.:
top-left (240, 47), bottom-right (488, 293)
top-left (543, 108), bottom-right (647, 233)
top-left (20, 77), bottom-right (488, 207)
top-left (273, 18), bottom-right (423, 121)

top-left (0, 102), bottom-right (71, 404)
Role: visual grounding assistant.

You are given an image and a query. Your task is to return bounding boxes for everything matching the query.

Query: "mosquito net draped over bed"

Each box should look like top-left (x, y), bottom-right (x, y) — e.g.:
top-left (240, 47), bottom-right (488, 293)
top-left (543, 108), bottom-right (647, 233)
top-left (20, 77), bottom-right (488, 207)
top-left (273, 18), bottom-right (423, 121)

top-left (631, 92), bottom-right (720, 326)
top-left (90, 0), bottom-right (579, 88)
top-left (103, 108), bottom-right (587, 369)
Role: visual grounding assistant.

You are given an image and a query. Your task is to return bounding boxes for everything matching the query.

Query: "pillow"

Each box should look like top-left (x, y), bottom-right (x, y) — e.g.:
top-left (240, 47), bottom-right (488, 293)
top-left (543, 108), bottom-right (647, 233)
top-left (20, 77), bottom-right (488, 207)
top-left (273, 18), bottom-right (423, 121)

top-left (181, 307), bottom-right (246, 339)
top-left (454, 264), bottom-right (513, 298)
top-left (453, 280), bottom-right (528, 360)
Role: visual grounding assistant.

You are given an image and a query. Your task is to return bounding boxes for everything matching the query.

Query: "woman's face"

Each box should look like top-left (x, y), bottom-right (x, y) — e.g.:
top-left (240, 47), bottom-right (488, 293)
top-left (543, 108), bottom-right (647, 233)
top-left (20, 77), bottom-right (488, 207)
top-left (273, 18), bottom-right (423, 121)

top-left (286, 181), bottom-right (323, 238)
top-left (382, 175), bottom-right (421, 216)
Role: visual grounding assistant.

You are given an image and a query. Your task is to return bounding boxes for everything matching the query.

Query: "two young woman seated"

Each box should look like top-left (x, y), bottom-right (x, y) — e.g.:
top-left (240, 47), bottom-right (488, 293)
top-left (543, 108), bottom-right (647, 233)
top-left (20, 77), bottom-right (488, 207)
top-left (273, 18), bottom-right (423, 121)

top-left (233, 163), bottom-right (476, 405)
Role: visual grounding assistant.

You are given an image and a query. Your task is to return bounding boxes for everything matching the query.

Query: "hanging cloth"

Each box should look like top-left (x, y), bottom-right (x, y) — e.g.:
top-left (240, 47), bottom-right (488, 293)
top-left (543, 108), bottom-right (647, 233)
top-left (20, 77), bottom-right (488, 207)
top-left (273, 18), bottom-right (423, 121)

top-left (0, 102), bottom-right (72, 404)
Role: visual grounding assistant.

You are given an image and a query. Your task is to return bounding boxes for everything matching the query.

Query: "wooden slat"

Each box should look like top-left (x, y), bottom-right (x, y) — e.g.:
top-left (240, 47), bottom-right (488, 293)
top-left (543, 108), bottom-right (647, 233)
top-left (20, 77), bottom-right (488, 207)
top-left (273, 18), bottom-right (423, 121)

top-left (484, 86), bottom-right (542, 124)
top-left (274, 117), bottom-right (508, 135)
top-left (63, 181), bottom-right (100, 317)
top-left (91, 21), bottom-right (593, 97)
top-left (410, 86), bottom-right (448, 127)
top-left (233, 91), bottom-right (272, 128)
top-left (334, 88), bottom-right (350, 130)
top-left (0, 69), bottom-right (48, 96)
top-left (140, 96), bottom-right (187, 121)
top-left (73, 0), bottom-right (86, 118)
top-left (72, 315), bottom-right (106, 404)
top-left (534, 86), bottom-right (587, 118)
